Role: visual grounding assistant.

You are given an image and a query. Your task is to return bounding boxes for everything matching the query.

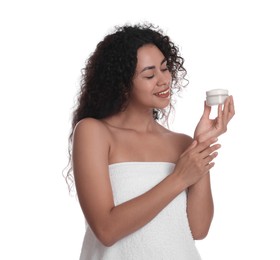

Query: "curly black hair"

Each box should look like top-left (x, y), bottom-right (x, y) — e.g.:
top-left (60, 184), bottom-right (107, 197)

top-left (64, 23), bottom-right (188, 191)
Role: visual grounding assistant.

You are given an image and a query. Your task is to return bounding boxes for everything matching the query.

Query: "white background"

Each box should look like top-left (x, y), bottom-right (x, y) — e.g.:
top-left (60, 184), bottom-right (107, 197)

top-left (1, 0), bottom-right (279, 259)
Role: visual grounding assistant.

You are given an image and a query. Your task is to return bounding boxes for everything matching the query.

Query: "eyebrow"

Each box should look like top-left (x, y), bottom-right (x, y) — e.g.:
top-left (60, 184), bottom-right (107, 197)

top-left (140, 58), bottom-right (167, 73)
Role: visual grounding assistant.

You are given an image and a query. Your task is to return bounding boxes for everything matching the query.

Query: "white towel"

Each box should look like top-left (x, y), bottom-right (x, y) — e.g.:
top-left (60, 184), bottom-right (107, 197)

top-left (79, 162), bottom-right (201, 260)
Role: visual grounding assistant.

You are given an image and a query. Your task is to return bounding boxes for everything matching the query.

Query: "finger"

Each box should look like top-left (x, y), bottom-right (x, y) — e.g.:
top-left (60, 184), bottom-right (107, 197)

top-left (206, 161), bottom-right (215, 172)
top-left (217, 103), bottom-right (223, 125)
top-left (224, 95), bottom-right (236, 122)
top-left (188, 140), bottom-right (198, 150)
top-left (181, 139), bottom-right (198, 156)
top-left (228, 96), bottom-right (235, 120)
top-left (201, 143), bottom-right (221, 159)
top-left (201, 101), bottom-right (211, 118)
top-left (202, 100), bottom-right (211, 119)
top-left (195, 137), bottom-right (219, 153)
top-left (221, 96), bottom-right (230, 119)
top-left (204, 151), bottom-right (218, 165)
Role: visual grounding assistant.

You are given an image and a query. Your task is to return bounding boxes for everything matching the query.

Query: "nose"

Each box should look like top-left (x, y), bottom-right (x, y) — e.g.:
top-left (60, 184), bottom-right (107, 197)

top-left (157, 71), bottom-right (171, 87)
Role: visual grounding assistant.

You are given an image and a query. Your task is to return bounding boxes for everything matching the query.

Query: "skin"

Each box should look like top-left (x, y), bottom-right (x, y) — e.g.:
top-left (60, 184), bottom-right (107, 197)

top-left (72, 44), bottom-right (235, 246)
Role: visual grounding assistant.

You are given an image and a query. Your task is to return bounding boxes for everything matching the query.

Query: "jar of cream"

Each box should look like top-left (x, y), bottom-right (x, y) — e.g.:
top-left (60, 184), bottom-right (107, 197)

top-left (206, 89), bottom-right (229, 106)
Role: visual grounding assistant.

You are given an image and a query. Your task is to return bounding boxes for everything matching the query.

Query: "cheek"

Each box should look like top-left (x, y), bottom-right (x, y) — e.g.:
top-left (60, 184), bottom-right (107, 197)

top-left (131, 87), bottom-right (151, 101)
top-left (167, 72), bottom-right (172, 82)
top-left (132, 80), bottom-right (155, 95)
top-left (130, 86), bottom-right (156, 106)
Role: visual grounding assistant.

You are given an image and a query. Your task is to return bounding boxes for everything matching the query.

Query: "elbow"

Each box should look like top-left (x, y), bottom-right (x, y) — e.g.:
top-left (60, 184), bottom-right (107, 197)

top-left (97, 235), bottom-right (115, 247)
top-left (193, 232), bottom-right (208, 240)
top-left (94, 226), bottom-right (118, 247)
top-left (189, 212), bottom-right (214, 240)
top-left (191, 225), bottom-right (211, 240)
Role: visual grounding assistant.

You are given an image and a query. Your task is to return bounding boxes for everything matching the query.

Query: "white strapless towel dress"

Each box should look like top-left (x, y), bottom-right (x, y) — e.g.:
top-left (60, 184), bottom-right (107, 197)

top-left (79, 162), bottom-right (201, 260)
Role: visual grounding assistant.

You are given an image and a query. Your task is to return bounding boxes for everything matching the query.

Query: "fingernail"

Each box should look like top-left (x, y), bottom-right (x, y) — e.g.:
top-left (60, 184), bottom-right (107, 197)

top-left (213, 152), bottom-right (218, 157)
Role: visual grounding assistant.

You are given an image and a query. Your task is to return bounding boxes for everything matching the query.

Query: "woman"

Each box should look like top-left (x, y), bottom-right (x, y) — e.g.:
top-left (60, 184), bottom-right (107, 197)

top-left (66, 23), bottom-right (235, 259)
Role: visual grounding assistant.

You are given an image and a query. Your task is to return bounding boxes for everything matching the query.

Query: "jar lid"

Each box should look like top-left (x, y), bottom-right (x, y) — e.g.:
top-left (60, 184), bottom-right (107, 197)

top-left (206, 89), bottom-right (229, 97)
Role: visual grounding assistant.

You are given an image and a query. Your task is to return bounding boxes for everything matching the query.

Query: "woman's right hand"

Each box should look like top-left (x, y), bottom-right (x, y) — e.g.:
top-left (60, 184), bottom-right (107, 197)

top-left (174, 137), bottom-right (221, 188)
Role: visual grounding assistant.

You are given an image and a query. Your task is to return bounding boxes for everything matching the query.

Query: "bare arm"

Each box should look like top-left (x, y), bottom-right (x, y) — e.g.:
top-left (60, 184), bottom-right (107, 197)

top-left (187, 96), bottom-right (235, 239)
top-left (72, 118), bottom-right (219, 246)
top-left (187, 173), bottom-right (214, 240)
top-left (178, 136), bottom-right (215, 240)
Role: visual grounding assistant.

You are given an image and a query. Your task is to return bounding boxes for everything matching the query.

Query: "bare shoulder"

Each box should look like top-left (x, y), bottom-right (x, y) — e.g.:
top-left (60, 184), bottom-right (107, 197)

top-left (73, 118), bottom-right (111, 141)
top-left (74, 117), bottom-right (109, 133)
top-left (72, 118), bottom-right (113, 188)
top-left (174, 132), bottom-right (193, 150)
top-left (162, 126), bottom-right (193, 152)
top-left (176, 131), bottom-right (193, 144)
top-left (72, 118), bottom-right (112, 160)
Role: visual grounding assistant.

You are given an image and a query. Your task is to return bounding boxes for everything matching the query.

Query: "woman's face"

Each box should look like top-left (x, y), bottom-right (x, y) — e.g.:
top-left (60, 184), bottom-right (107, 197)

top-left (130, 44), bottom-right (172, 111)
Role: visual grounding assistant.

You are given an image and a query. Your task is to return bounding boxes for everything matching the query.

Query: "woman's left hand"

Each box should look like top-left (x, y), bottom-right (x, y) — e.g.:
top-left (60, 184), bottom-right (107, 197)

top-left (194, 96), bottom-right (235, 142)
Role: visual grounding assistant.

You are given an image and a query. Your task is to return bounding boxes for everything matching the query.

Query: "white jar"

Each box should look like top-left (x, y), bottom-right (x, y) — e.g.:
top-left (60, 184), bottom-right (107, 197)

top-left (206, 89), bottom-right (229, 106)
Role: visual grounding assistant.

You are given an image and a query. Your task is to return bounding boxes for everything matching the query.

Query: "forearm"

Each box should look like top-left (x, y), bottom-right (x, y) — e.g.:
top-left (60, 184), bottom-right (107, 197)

top-left (94, 172), bottom-right (185, 246)
top-left (187, 173), bottom-right (214, 240)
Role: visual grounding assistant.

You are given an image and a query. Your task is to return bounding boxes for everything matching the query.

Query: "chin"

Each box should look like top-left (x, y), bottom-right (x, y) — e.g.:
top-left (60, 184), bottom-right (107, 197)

top-left (158, 99), bottom-right (171, 109)
top-left (155, 103), bottom-right (170, 110)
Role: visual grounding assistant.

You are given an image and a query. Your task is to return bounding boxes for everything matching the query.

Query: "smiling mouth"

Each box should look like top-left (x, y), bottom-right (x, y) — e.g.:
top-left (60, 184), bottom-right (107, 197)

top-left (154, 88), bottom-right (170, 97)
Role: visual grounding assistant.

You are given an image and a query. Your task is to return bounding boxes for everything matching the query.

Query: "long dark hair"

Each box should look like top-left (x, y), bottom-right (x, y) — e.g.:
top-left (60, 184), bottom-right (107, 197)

top-left (64, 23), bottom-right (188, 191)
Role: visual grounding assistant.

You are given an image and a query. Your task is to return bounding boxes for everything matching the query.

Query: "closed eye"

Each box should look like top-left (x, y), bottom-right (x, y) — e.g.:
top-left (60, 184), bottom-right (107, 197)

top-left (146, 68), bottom-right (168, 79)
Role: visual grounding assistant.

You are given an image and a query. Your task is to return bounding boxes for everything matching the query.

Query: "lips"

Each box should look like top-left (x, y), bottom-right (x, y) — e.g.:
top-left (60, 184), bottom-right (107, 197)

top-left (154, 88), bottom-right (170, 98)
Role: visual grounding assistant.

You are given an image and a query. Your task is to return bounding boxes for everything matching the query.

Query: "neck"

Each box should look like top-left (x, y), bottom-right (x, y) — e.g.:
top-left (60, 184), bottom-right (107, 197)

top-left (104, 107), bottom-right (159, 133)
